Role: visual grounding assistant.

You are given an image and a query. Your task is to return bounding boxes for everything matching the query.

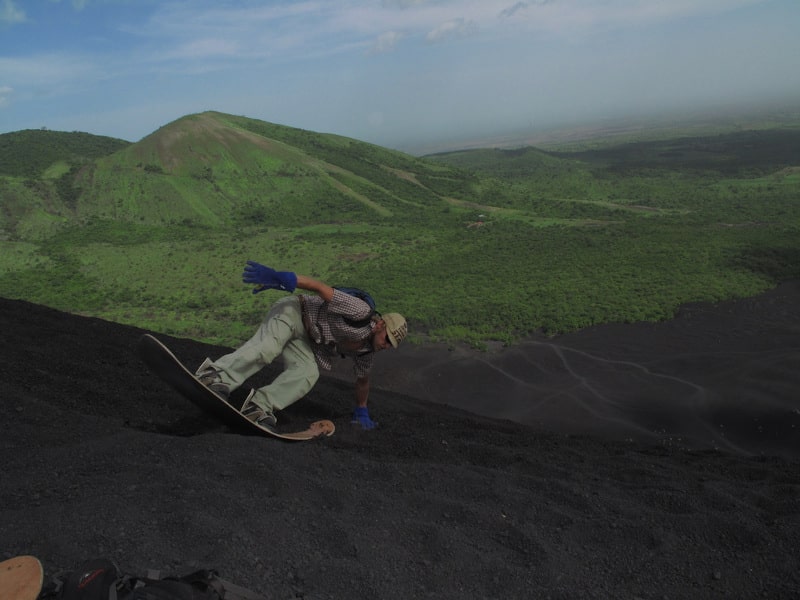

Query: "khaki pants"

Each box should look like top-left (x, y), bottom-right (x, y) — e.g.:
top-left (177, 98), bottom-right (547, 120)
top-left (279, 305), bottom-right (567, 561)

top-left (210, 296), bottom-right (319, 413)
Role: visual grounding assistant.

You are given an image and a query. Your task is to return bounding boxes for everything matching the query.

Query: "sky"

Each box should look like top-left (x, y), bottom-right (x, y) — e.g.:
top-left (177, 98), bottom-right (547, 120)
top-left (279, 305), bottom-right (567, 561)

top-left (1, 0), bottom-right (799, 153)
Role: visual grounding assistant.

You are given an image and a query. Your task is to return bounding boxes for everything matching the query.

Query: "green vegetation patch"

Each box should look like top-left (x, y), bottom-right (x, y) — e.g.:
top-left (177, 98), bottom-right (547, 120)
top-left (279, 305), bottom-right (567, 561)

top-left (1, 115), bottom-right (798, 347)
top-left (0, 129), bottom-right (129, 178)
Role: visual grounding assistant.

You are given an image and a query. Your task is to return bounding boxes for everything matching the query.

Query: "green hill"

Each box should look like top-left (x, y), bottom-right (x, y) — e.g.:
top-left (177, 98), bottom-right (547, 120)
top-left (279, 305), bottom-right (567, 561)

top-left (0, 129), bottom-right (129, 179)
top-left (0, 129), bottom-right (131, 239)
top-left (1, 112), bottom-right (469, 236)
top-left (1, 112), bottom-right (798, 347)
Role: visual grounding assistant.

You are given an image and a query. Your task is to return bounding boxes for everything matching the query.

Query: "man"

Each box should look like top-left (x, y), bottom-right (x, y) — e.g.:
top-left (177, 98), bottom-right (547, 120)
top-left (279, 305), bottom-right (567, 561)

top-left (195, 260), bottom-right (408, 430)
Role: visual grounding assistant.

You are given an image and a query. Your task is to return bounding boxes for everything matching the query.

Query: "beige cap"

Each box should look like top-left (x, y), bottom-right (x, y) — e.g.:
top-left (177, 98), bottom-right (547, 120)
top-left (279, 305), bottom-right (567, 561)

top-left (383, 313), bottom-right (408, 348)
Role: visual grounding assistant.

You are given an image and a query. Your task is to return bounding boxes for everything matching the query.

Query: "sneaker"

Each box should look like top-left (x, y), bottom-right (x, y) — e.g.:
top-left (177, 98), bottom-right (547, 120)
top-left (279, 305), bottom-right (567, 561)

top-left (195, 358), bottom-right (230, 399)
top-left (241, 390), bottom-right (277, 428)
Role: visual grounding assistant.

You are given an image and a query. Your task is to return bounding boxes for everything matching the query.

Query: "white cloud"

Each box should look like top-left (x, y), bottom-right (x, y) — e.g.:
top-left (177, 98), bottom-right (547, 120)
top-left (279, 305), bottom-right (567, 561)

top-left (501, 0), bottom-right (770, 33)
top-left (0, 54), bottom-right (99, 88)
top-left (426, 18), bottom-right (477, 43)
top-left (0, 0), bottom-right (25, 25)
top-left (0, 85), bottom-right (13, 108)
top-left (499, 2), bottom-right (529, 19)
top-left (369, 31), bottom-right (405, 54)
top-left (47, 0), bottom-right (108, 10)
top-left (121, 0), bottom-right (772, 71)
top-left (164, 38), bottom-right (242, 61)
top-left (53, 0), bottom-right (92, 9)
top-left (381, 0), bottom-right (427, 8)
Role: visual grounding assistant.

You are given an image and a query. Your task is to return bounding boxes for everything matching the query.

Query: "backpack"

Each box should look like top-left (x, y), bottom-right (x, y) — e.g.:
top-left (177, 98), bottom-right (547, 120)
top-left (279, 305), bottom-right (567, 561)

top-left (38, 558), bottom-right (132, 600)
top-left (38, 559), bottom-right (264, 600)
top-left (334, 286), bottom-right (379, 328)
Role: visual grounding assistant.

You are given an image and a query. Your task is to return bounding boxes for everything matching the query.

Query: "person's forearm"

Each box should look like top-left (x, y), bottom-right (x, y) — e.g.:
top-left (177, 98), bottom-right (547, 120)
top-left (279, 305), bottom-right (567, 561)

top-left (295, 274), bottom-right (334, 302)
top-left (355, 376), bottom-right (370, 407)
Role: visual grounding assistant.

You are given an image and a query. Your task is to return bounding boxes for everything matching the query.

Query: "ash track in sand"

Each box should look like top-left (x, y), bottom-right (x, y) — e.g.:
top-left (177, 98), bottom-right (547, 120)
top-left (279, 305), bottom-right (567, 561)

top-left (363, 281), bottom-right (800, 459)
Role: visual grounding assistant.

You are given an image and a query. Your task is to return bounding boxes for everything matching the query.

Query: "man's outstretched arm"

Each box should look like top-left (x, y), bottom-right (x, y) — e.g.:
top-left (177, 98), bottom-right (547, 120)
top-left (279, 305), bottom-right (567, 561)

top-left (243, 261), bottom-right (334, 301)
top-left (295, 274), bottom-right (334, 302)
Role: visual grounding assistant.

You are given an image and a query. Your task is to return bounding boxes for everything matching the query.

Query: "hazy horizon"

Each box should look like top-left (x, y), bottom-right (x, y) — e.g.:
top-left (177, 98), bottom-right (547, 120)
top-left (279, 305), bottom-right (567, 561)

top-left (1, 1), bottom-right (799, 154)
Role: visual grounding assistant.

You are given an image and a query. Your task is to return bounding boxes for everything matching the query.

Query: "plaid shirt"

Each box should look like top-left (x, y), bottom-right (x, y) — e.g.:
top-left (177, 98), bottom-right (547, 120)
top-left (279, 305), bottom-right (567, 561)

top-left (300, 289), bottom-right (375, 378)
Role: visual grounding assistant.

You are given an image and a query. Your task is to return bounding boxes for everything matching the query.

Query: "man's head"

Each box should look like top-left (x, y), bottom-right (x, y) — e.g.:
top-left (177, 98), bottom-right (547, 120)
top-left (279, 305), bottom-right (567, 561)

top-left (372, 313), bottom-right (408, 351)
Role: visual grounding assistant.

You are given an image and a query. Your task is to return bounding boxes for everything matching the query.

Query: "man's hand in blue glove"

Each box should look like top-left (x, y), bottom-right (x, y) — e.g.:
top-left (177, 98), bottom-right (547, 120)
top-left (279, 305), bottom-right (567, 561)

top-left (352, 406), bottom-right (378, 430)
top-left (242, 260), bottom-right (297, 293)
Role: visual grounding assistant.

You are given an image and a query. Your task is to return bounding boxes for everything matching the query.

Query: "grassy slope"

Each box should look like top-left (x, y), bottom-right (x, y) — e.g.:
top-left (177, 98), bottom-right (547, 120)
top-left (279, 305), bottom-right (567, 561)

top-left (0, 129), bottom-right (130, 178)
top-left (0, 130), bottom-right (130, 240)
top-left (0, 112), bottom-right (798, 347)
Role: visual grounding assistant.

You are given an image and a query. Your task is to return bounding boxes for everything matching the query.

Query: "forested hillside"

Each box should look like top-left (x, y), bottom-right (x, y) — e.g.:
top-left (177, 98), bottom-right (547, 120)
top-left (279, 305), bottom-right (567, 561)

top-left (1, 113), bottom-right (798, 346)
top-left (0, 129), bottom-right (129, 178)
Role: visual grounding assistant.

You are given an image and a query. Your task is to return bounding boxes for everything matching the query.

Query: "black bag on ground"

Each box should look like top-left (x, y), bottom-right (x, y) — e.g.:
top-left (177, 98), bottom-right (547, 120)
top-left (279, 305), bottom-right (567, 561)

top-left (38, 558), bottom-right (132, 600)
top-left (38, 560), bottom-right (264, 600)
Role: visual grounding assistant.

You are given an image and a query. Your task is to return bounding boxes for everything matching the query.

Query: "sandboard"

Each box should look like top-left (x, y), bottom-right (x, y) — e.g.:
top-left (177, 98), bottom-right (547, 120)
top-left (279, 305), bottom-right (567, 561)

top-left (136, 334), bottom-right (334, 441)
top-left (0, 555), bottom-right (43, 600)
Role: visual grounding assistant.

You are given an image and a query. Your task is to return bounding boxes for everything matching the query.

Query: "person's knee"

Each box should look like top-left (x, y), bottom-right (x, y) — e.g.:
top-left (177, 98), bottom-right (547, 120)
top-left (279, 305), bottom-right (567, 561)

top-left (307, 368), bottom-right (320, 388)
top-left (297, 368), bottom-right (320, 398)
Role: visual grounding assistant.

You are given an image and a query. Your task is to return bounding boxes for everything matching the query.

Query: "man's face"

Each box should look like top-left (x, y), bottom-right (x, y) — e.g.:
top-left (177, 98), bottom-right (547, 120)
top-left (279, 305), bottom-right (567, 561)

top-left (371, 320), bottom-right (394, 352)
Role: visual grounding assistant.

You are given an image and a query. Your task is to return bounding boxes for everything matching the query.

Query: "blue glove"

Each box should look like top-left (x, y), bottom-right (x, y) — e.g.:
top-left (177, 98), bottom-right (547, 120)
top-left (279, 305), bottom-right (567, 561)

top-left (242, 260), bottom-right (297, 293)
top-left (352, 407), bottom-right (377, 430)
